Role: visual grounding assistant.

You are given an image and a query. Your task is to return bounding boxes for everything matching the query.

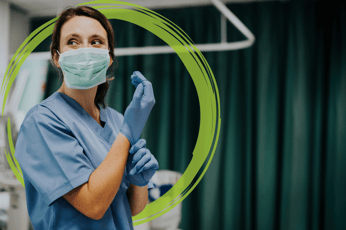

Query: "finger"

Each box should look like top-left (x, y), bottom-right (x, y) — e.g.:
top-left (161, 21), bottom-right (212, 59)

top-left (133, 71), bottom-right (147, 82)
top-left (131, 71), bottom-right (147, 86)
top-left (133, 83), bottom-right (144, 98)
top-left (132, 83), bottom-right (144, 104)
top-left (135, 153), bottom-right (154, 174)
top-left (141, 152), bottom-right (158, 170)
top-left (131, 74), bottom-right (140, 87)
top-left (131, 148), bottom-right (147, 165)
top-left (131, 153), bottom-right (151, 175)
top-left (129, 139), bottom-right (146, 154)
top-left (131, 72), bottom-right (154, 101)
top-left (142, 81), bottom-right (154, 102)
top-left (140, 159), bottom-right (158, 173)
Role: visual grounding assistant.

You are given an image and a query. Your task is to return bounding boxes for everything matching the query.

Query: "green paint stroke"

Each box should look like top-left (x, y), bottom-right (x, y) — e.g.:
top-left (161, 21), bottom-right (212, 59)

top-left (7, 117), bottom-right (23, 176)
top-left (1, 23), bottom-right (56, 115)
top-left (1, 0), bottom-right (221, 226)
top-left (1, 18), bottom-right (58, 97)
top-left (6, 118), bottom-right (24, 187)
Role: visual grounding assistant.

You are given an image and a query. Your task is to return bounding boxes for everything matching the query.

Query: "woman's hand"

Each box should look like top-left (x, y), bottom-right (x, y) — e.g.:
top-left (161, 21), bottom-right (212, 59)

top-left (126, 139), bottom-right (159, 187)
top-left (120, 71), bottom-right (155, 146)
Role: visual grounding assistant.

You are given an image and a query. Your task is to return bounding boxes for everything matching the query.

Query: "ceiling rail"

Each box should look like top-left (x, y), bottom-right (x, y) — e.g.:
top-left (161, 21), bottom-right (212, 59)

top-left (23, 0), bottom-right (255, 59)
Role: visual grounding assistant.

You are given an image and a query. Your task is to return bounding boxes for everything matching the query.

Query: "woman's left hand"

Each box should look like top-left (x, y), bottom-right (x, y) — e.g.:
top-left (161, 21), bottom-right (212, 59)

top-left (126, 139), bottom-right (159, 187)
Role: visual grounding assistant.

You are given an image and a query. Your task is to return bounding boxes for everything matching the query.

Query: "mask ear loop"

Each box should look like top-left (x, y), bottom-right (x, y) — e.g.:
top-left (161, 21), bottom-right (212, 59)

top-left (56, 50), bottom-right (61, 64)
top-left (55, 50), bottom-right (61, 69)
top-left (106, 50), bottom-right (115, 81)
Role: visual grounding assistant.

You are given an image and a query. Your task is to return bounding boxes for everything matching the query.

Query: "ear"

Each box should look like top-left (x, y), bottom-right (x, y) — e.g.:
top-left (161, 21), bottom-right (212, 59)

top-left (53, 50), bottom-right (61, 68)
top-left (109, 54), bottom-right (113, 67)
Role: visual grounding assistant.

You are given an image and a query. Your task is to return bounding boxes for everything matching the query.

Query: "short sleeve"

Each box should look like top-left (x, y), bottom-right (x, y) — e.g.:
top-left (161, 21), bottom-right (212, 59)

top-left (15, 106), bottom-right (95, 206)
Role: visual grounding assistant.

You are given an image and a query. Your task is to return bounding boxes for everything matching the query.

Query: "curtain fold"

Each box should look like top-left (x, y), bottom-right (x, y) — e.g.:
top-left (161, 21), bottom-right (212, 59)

top-left (34, 1), bottom-right (346, 230)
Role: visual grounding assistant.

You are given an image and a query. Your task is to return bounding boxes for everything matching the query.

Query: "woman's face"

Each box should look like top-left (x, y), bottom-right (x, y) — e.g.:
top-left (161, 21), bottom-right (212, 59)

top-left (54, 15), bottom-right (112, 67)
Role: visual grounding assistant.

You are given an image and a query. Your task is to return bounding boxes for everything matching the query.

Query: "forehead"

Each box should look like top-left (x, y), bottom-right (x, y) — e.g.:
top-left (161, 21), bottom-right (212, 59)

top-left (60, 16), bottom-right (108, 39)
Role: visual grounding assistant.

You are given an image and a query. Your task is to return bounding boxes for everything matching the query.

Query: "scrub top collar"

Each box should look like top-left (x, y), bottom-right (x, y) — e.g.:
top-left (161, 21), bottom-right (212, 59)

top-left (54, 92), bottom-right (114, 144)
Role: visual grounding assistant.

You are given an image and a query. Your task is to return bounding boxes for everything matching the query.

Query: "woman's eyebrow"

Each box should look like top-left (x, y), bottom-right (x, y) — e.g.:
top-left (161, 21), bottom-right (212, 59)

top-left (64, 34), bottom-right (106, 39)
top-left (64, 34), bottom-right (81, 40)
top-left (89, 34), bottom-right (106, 41)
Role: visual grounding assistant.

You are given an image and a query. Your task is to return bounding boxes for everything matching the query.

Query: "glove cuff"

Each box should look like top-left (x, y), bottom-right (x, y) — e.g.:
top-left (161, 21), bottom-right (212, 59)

top-left (120, 122), bottom-right (135, 145)
top-left (147, 180), bottom-right (155, 190)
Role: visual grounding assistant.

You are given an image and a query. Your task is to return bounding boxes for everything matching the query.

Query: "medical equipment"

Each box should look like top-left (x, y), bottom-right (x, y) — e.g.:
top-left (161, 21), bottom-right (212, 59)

top-left (133, 170), bottom-right (183, 230)
top-left (149, 170), bottom-right (182, 230)
top-left (121, 71), bottom-right (155, 145)
top-left (24, 0), bottom-right (256, 59)
top-left (57, 48), bottom-right (111, 89)
top-left (126, 138), bottom-right (159, 187)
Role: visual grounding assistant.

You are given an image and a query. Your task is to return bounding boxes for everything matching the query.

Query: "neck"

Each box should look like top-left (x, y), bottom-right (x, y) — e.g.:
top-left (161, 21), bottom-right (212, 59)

top-left (58, 81), bottom-right (100, 120)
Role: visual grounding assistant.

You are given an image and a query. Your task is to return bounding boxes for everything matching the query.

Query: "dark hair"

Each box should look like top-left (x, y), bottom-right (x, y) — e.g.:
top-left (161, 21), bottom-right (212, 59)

top-left (50, 5), bottom-right (116, 108)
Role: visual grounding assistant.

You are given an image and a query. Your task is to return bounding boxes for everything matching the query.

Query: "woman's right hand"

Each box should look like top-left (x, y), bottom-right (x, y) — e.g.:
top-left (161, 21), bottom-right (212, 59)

top-left (120, 71), bottom-right (155, 145)
top-left (126, 139), bottom-right (159, 187)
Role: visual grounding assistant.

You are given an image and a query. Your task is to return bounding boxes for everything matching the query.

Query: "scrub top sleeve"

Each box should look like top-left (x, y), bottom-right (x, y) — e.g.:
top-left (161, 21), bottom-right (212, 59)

top-left (15, 108), bottom-right (95, 206)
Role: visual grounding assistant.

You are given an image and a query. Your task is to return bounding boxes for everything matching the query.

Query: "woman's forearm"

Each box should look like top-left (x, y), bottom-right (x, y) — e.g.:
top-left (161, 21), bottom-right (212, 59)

top-left (63, 133), bottom-right (130, 220)
top-left (127, 183), bottom-right (148, 216)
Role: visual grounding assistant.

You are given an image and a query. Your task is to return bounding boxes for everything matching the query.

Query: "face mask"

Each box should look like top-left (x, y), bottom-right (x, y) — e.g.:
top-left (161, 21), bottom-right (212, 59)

top-left (57, 48), bottom-right (111, 89)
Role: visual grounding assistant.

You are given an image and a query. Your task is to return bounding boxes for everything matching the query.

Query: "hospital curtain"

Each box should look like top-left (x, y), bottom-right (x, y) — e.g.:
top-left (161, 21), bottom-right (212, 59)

top-left (35, 1), bottom-right (346, 230)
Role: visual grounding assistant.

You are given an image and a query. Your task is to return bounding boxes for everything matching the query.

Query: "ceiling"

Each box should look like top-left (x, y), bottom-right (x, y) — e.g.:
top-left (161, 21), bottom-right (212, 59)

top-left (7, 0), bottom-right (286, 18)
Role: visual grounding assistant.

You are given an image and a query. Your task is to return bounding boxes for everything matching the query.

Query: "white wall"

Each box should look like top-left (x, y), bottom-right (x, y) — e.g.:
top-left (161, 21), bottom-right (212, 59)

top-left (0, 0), bottom-right (10, 117)
top-left (0, 0), bottom-right (10, 77)
top-left (9, 4), bottom-right (30, 56)
top-left (0, 2), bottom-right (30, 116)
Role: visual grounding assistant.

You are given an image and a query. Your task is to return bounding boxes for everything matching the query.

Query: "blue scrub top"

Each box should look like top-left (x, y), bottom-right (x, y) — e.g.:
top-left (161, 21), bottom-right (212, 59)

top-left (14, 92), bottom-right (139, 230)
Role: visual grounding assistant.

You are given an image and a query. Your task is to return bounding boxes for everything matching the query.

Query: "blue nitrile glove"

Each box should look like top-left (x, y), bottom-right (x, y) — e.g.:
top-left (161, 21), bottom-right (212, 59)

top-left (120, 71), bottom-right (155, 145)
top-left (126, 139), bottom-right (159, 187)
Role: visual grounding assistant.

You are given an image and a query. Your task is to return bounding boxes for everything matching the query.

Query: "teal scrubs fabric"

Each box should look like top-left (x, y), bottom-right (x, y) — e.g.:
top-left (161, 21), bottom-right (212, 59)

top-left (15, 92), bottom-right (136, 230)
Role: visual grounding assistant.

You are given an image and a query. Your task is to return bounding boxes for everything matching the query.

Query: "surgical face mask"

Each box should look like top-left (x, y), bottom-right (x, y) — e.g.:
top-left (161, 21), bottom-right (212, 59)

top-left (57, 48), bottom-right (111, 89)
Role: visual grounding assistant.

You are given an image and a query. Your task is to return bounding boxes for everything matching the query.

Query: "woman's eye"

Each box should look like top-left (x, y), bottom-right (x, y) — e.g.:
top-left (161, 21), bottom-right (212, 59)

top-left (92, 40), bottom-right (102, 45)
top-left (68, 40), bottom-right (77, 46)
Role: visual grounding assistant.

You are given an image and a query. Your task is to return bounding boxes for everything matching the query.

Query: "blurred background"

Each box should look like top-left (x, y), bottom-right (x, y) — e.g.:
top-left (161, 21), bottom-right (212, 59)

top-left (0, 0), bottom-right (345, 229)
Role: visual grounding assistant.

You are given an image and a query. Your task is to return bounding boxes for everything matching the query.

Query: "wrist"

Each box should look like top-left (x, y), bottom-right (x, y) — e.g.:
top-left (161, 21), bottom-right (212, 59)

top-left (128, 177), bottom-right (149, 187)
top-left (130, 183), bottom-right (148, 190)
top-left (118, 132), bottom-right (131, 146)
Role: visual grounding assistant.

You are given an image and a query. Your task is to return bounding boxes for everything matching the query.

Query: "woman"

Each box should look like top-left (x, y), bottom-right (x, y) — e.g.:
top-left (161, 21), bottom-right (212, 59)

top-left (14, 5), bottom-right (158, 230)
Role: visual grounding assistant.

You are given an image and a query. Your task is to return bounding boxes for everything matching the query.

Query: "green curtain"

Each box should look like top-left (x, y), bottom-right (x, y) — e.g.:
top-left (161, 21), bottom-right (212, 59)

top-left (33, 1), bottom-right (346, 230)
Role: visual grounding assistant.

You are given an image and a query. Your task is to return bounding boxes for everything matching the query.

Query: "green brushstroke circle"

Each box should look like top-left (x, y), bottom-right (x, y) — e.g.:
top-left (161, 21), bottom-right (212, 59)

top-left (2, 0), bottom-right (221, 226)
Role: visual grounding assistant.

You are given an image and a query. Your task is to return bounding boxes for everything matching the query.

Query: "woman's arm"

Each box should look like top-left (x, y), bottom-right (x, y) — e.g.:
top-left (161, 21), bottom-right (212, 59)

top-left (63, 73), bottom-right (155, 220)
top-left (127, 184), bottom-right (148, 216)
top-left (63, 133), bottom-right (130, 220)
